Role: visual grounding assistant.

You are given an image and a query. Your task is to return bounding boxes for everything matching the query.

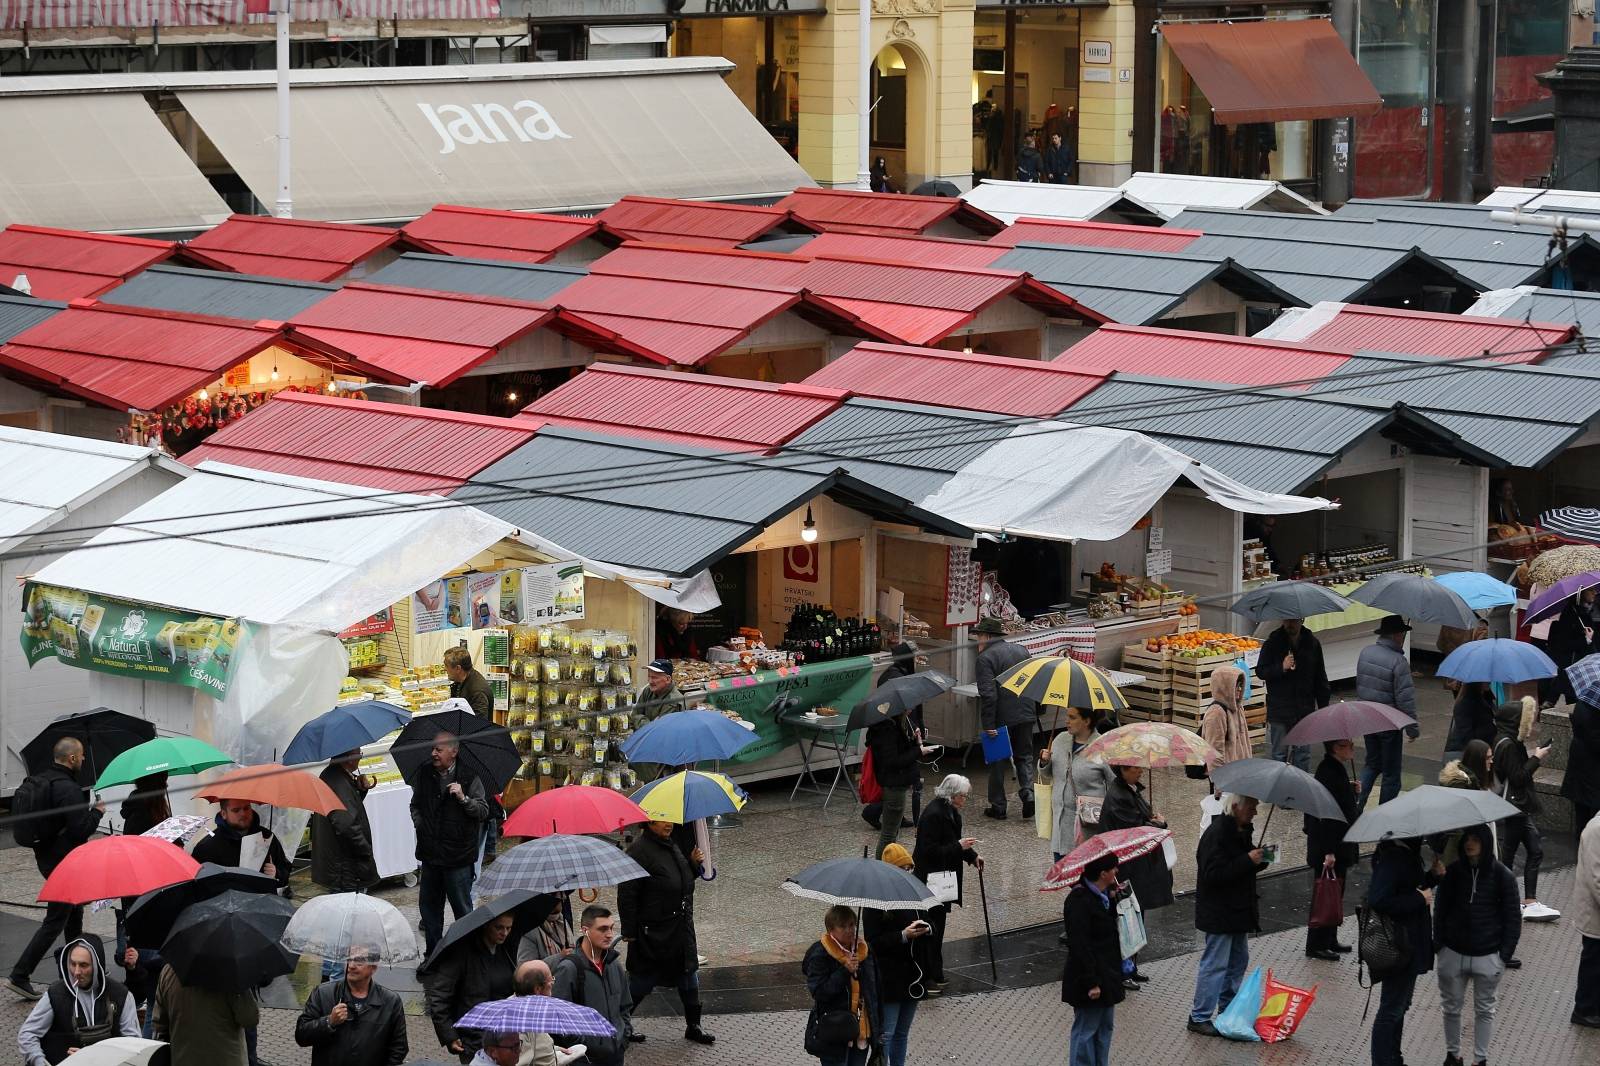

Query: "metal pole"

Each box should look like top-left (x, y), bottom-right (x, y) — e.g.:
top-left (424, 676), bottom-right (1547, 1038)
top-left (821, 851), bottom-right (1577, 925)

top-left (275, 0), bottom-right (292, 218)
top-left (857, 0), bottom-right (872, 190)
top-left (1002, 10), bottom-right (1016, 182)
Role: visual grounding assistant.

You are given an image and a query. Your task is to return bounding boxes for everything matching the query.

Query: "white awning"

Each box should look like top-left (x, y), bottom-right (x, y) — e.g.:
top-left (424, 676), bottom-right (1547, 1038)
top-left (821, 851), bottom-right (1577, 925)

top-left (588, 25), bottom-right (668, 45)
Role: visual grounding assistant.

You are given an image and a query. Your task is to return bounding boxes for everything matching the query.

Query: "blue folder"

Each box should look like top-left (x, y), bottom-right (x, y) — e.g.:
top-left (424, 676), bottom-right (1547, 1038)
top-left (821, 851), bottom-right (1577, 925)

top-left (981, 727), bottom-right (1013, 764)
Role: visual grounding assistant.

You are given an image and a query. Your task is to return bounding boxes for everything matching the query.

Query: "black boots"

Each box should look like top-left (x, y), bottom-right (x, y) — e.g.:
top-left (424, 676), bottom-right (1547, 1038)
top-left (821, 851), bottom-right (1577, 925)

top-left (685, 1005), bottom-right (716, 1045)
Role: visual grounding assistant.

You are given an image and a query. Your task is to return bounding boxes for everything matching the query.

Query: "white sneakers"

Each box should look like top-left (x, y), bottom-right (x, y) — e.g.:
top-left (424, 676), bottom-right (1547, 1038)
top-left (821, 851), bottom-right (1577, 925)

top-left (1522, 901), bottom-right (1562, 922)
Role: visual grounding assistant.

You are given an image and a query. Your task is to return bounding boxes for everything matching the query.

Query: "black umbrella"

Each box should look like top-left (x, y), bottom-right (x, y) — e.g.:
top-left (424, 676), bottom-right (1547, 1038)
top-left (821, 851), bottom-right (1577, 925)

top-left (911, 180), bottom-right (961, 197)
top-left (417, 888), bottom-right (556, 976)
top-left (846, 671), bottom-right (956, 731)
top-left (125, 862), bottom-right (280, 948)
top-left (390, 701), bottom-right (520, 792)
top-left (1230, 583), bottom-right (1352, 625)
top-left (161, 888), bottom-right (297, 992)
top-left (22, 707), bottom-right (156, 780)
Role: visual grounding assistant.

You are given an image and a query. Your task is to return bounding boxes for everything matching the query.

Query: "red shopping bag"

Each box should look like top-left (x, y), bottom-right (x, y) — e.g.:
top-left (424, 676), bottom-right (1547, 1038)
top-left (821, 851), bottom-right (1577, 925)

top-left (1254, 970), bottom-right (1317, 1043)
top-left (858, 748), bottom-right (882, 804)
top-left (1309, 868), bottom-right (1344, 928)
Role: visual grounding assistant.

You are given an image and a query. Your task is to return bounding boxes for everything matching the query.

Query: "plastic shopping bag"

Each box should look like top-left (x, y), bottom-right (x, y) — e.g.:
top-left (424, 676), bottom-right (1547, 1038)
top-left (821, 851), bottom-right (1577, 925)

top-left (1115, 893), bottom-right (1147, 958)
top-left (1213, 966), bottom-right (1266, 1041)
top-left (1254, 970), bottom-right (1317, 1043)
top-left (1199, 791), bottom-right (1225, 833)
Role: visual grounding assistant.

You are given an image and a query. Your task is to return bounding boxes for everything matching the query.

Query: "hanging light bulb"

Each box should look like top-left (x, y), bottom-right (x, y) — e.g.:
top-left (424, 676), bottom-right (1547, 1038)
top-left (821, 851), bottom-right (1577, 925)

top-left (327, 380), bottom-right (338, 392)
top-left (507, 390), bottom-right (519, 404)
top-left (198, 388), bottom-right (208, 402)
top-left (801, 504), bottom-right (819, 543)
top-left (270, 363), bottom-right (279, 382)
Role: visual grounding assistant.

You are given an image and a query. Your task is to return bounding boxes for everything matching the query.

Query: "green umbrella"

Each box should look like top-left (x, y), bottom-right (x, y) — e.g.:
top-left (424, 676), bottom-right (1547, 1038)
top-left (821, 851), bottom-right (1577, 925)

top-left (96, 736), bottom-right (232, 790)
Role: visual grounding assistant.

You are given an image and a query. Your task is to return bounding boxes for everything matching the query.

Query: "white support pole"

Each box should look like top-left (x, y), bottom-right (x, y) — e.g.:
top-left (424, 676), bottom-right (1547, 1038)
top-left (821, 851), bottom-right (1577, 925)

top-left (274, 0), bottom-right (292, 218)
top-left (856, 0), bottom-right (871, 191)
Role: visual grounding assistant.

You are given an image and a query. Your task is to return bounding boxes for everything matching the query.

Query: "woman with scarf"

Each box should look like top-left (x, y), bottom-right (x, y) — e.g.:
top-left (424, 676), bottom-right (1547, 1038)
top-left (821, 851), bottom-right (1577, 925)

top-left (802, 906), bottom-right (882, 1066)
top-left (1041, 706), bottom-right (1116, 862)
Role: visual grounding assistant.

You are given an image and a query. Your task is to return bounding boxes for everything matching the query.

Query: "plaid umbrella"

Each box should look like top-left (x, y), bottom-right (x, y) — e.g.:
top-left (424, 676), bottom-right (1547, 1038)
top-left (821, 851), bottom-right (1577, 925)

top-left (475, 834), bottom-right (647, 896)
top-left (1042, 826), bottom-right (1171, 891)
top-left (1079, 722), bottom-right (1218, 768)
top-left (1540, 507), bottom-right (1600, 545)
top-left (998, 656), bottom-right (1127, 715)
top-left (457, 995), bottom-right (616, 1038)
top-left (1569, 653), bottom-right (1600, 706)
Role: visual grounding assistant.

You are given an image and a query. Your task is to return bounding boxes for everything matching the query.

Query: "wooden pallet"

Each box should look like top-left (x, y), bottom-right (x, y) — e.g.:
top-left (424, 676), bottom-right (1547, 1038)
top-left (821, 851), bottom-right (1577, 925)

top-left (1123, 682), bottom-right (1173, 712)
top-left (1120, 705), bottom-right (1172, 724)
top-left (1121, 646), bottom-right (1172, 677)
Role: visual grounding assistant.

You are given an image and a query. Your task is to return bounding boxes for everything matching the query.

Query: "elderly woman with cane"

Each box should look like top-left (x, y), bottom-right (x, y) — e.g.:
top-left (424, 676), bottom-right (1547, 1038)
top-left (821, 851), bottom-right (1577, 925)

top-left (912, 774), bottom-right (983, 996)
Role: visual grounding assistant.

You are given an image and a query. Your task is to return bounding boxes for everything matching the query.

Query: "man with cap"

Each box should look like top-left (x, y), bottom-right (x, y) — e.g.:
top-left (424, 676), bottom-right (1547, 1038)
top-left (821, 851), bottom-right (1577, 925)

top-left (1355, 615), bottom-right (1417, 808)
top-left (634, 660), bottom-right (683, 724)
top-left (973, 617), bottom-right (1038, 821)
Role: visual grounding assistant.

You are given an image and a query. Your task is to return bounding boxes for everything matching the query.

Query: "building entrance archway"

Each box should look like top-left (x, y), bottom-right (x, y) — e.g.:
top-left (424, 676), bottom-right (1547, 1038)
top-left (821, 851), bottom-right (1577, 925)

top-left (871, 39), bottom-right (933, 191)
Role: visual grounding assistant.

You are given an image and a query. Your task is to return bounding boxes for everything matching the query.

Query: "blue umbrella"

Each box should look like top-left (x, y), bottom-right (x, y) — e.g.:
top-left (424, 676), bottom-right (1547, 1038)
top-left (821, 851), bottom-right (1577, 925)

top-left (1434, 571), bottom-right (1517, 610)
top-left (618, 710), bottom-right (757, 765)
top-left (1437, 638), bottom-right (1557, 683)
top-left (283, 700), bottom-right (411, 764)
top-left (1568, 653), bottom-right (1600, 707)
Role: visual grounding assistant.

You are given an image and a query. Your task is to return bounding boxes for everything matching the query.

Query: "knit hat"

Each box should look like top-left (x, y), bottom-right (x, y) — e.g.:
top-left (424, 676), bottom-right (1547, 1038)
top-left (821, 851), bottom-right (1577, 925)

top-left (881, 843), bottom-right (914, 870)
top-left (972, 618), bottom-right (1007, 636)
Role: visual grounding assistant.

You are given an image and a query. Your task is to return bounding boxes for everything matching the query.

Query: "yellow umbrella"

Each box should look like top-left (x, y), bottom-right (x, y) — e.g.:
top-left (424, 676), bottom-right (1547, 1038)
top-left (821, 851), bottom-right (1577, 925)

top-left (629, 770), bottom-right (747, 824)
top-left (999, 656), bottom-right (1128, 715)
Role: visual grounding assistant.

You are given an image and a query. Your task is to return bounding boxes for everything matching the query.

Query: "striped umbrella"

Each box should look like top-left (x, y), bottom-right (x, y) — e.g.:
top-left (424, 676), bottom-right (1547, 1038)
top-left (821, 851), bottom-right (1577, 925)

top-left (1079, 722), bottom-right (1218, 769)
top-left (475, 834), bottom-right (648, 896)
top-left (1541, 507), bottom-right (1600, 545)
top-left (630, 770), bottom-right (747, 824)
top-left (998, 656), bottom-right (1128, 715)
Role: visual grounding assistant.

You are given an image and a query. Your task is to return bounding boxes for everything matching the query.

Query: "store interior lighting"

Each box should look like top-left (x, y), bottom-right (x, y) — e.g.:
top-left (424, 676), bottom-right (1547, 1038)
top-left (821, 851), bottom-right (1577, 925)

top-left (801, 505), bottom-right (819, 543)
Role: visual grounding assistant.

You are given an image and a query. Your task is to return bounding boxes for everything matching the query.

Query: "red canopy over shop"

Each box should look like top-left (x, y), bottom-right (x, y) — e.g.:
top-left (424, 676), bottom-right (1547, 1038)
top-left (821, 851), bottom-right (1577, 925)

top-left (1160, 19), bottom-right (1382, 125)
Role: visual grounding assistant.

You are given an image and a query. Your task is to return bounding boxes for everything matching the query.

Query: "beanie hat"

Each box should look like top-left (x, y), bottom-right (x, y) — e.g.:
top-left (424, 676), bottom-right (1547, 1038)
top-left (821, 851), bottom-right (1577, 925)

top-left (881, 843), bottom-right (914, 870)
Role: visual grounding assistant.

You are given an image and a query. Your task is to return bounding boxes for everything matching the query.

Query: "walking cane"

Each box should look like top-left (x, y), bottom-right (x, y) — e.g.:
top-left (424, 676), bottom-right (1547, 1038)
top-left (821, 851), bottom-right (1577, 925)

top-left (976, 860), bottom-right (998, 984)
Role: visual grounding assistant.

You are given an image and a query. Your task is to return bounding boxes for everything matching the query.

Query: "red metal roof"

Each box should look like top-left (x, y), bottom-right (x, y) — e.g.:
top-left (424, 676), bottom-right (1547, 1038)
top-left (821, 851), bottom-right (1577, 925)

top-left (1055, 324), bottom-right (1354, 387)
top-left (401, 205), bottom-right (608, 264)
top-left (1278, 304), bottom-right (1573, 361)
top-left (184, 391), bottom-right (539, 492)
top-left (991, 218), bottom-right (1204, 253)
top-left (287, 283), bottom-right (555, 386)
top-left (594, 196), bottom-right (809, 248)
top-left (777, 188), bottom-right (1005, 237)
top-left (589, 244), bottom-right (810, 290)
top-left (0, 300), bottom-right (284, 411)
top-left (0, 225), bottom-right (175, 301)
top-left (181, 215), bottom-right (401, 282)
top-left (797, 232), bottom-right (1009, 268)
top-left (520, 363), bottom-right (847, 450)
top-left (806, 342), bottom-right (1109, 417)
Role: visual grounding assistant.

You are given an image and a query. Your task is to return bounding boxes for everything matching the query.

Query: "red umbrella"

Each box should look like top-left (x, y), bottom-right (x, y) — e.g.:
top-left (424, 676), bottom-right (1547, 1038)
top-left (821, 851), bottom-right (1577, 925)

top-left (39, 835), bottom-right (200, 904)
top-left (197, 763), bottom-right (342, 815)
top-left (1282, 701), bottom-right (1416, 747)
top-left (503, 785), bottom-right (649, 838)
top-left (1041, 826), bottom-right (1172, 892)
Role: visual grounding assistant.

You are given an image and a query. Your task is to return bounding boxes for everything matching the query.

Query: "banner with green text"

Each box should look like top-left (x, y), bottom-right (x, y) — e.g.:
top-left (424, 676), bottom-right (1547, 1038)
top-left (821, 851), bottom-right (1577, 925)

top-left (699, 656), bottom-right (875, 764)
top-left (20, 583), bottom-right (243, 700)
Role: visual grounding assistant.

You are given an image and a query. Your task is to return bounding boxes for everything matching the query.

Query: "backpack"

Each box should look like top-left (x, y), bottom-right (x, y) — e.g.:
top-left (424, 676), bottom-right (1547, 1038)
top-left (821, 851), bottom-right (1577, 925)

top-left (10, 772), bottom-right (61, 849)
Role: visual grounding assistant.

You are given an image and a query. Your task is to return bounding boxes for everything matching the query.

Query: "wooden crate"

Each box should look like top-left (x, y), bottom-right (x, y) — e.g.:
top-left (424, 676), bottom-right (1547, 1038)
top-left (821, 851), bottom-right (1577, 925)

top-left (1120, 704), bottom-right (1171, 724)
top-left (1123, 681), bottom-right (1173, 712)
top-left (1121, 645), bottom-right (1172, 678)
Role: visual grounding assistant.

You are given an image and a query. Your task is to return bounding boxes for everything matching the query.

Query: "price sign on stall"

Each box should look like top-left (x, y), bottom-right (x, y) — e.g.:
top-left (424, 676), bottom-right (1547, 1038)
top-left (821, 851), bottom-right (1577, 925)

top-left (1145, 549), bottom-right (1173, 577)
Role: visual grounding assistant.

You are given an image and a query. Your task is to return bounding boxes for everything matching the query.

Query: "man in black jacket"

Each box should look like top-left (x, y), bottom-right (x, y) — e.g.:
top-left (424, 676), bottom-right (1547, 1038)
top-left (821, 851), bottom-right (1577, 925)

top-left (190, 799), bottom-right (292, 894)
top-left (1062, 853), bottom-right (1125, 1066)
top-left (410, 731), bottom-right (492, 956)
top-left (445, 648), bottom-right (494, 718)
top-left (974, 618), bottom-right (1038, 821)
top-left (619, 822), bottom-right (714, 1046)
top-left (1433, 825), bottom-right (1520, 1066)
top-left (422, 914), bottom-right (516, 1063)
top-left (1255, 618), bottom-right (1330, 773)
top-left (295, 956), bottom-right (407, 1066)
top-left (6, 739), bottom-right (105, 1001)
top-left (1188, 794), bottom-right (1267, 1036)
top-left (312, 751), bottom-right (378, 894)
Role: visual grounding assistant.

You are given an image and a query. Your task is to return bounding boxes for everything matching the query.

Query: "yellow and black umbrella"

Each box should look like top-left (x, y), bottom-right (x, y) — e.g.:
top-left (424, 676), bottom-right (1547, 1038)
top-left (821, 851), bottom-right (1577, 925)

top-left (998, 656), bottom-right (1127, 715)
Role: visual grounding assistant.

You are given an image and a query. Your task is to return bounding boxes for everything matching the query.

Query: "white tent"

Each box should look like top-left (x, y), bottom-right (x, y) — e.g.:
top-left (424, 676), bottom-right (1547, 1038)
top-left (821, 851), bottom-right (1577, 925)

top-left (1118, 172), bottom-right (1327, 219)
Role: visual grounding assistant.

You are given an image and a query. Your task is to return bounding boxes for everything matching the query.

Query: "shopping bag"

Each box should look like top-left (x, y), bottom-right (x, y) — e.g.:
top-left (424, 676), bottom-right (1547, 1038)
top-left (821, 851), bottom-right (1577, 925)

top-left (859, 748), bottom-right (883, 805)
top-left (1254, 970), bottom-right (1317, 1043)
top-left (1308, 868), bottom-right (1344, 929)
top-left (1033, 781), bottom-right (1052, 839)
top-left (1213, 966), bottom-right (1266, 1041)
top-left (1115, 892), bottom-right (1147, 958)
top-left (1199, 791), bottom-right (1225, 833)
top-left (1162, 835), bottom-right (1178, 870)
top-left (981, 728), bottom-right (1013, 764)
top-left (927, 870), bottom-right (959, 903)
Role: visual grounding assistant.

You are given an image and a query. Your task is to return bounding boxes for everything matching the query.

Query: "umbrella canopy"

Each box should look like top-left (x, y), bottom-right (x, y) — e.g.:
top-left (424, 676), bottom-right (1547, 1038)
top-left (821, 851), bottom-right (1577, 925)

top-left (476, 834), bottom-right (648, 896)
top-left (630, 770), bottom-right (747, 823)
top-left (1437, 638), bottom-right (1557, 683)
top-left (1350, 572), bottom-right (1476, 628)
top-left (1528, 544), bottom-right (1600, 586)
top-left (390, 700), bottom-right (521, 793)
top-left (1042, 826), bottom-right (1173, 891)
top-left (1079, 722), bottom-right (1219, 768)
top-left (1282, 701), bottom-right (1416, 746)
top-left (502, 785), bottom-right (648, 838)
top-left (846, 670), bottom-right (957, 731)
top-left (22, 707), bottom-right (156, 778)
top-left (196, 762), bottom-right (342, 814)
top-left (1208, 758), bottom-right (1346, 820)
top-left (95, 737), bottom-right (232, 791)
top-left (39, 835), bottom-right (199, 904)
top-left (1569, 653), bottom-right (1600, 707)
top-left (457, 994), bottom-right (617, 1039)
top-left (1525, 570), bottom-right (1600, 625)
top-left (140, 814), bottom-right (212, 846)
top-left (418, 889), bottom-right (555, 976)
top-left (782, 856), bottom-right (937, 910)
top-left (1343, 783), bottom-right (1519, 843)
top-left (282, 699), bottom-right (411, 765)
top-left (618, 710), bottom-right (757, 765)
top-left (161, 888), bottom-right (297, 992)
top-left (1230, 582), bottom-right (1352, 625)
top-left (1433, 571), bottom-right (1517, 611)
top-left (58, 1037), bottom-right (169, 1066)
top-left (1540, 506), bottom-right (1600, 545)
top-left (125, 862), bottom-right (281, 948)
top-left (911, 180), bottom-right (961, 197)
top-left (280, 891), bottom-right (419, 963)
top-left (998, 657), bottom-right (1127, 715)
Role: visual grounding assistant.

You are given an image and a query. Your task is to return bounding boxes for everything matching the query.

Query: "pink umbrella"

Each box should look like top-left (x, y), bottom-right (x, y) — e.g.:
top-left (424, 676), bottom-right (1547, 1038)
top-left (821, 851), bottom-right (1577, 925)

top-left (1079, 722), bottom-right (1219, 768)
top-left (1042, 826), bottom-right (1173, 891)
top-left (1283, 701), bottom-right (1416, 746)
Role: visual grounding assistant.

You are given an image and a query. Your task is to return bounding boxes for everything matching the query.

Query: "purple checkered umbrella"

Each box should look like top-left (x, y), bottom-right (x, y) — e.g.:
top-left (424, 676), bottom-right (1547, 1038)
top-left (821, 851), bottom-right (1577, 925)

top-left (456, 995), bottom-right (616, 1038)
top-left (1568, 653), bottom-right (1600, 707)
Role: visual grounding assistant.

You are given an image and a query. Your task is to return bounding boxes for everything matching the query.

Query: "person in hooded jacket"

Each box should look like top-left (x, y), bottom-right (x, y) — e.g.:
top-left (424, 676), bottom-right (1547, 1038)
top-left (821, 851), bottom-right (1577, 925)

top-left (18, 936), bottom-right (139, 1066)
top-left (1433, 824), bottom-right (1520, 1066)
top-left (1367, 837), bottom-right (1445, 1066)
top-left (190, 798), bottom-right (291, 894)
top-left (863, 844), bottom-right (929, 1066)
top-left (1492, 696), bottom-right (1560, 923)
top-left (1199, 666), bottom-right (1253, 775)
top-left (1437, 741), bottom-right (1496, 868)
top-left (1304, 739), bottom-right (1360, 960)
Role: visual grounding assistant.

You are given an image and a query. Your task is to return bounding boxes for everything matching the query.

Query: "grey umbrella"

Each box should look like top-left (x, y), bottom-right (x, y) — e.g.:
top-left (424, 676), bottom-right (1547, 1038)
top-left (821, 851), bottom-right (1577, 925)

top-left (1208, 757), bottom-right (1345, 837)
top-left (1230, 582), bottom-right (1352, 625)
top-left (1350, 572), bottom-right (1476, 628)
top-left (1343, 784), bottom-right (1519, 843)
top-left (846, 670), bottom-right (957, 730)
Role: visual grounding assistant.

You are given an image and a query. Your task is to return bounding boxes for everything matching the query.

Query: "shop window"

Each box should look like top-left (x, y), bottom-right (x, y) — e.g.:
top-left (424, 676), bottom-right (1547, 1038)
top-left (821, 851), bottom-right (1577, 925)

top-left (872, 61), bottom-right (908, 150)
top-left (1155, 42), bottom-right (1312, 182)
top-left (1491, 0), bottom-right (1564, 188)
top-left (1355, 0), bottom-right (1437, 198)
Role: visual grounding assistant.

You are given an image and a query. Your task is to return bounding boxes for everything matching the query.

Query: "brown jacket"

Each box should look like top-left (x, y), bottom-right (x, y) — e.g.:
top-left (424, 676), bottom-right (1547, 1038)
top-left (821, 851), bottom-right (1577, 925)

top-left (1576, 810), bottom-right (1600, 940)
top-left (153, 965), bottom-right (258, 1066)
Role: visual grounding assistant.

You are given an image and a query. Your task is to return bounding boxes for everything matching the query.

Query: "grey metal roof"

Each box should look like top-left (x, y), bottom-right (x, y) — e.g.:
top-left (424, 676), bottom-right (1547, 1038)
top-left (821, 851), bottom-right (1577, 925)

top-left (0, 293), bottom-right (67, 344)
top-left (365, 253), bottom-right (586, 303)
top-left (451, 425), bottom-right (968, 575)
top-left (990, 243), bottom-right (1299, 324)
top-left (99, 264), bottom-right (337, 320)
top-left (1470, 286), bottom-right (1600, 336)
top-left (1180, 231), bottom-right (1478, 305)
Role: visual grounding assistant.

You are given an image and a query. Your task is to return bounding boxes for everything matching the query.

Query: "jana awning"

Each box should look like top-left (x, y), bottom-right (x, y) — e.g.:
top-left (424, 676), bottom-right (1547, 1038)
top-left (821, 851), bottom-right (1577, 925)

top-left (1160, 20), bottom-right (1382, 126)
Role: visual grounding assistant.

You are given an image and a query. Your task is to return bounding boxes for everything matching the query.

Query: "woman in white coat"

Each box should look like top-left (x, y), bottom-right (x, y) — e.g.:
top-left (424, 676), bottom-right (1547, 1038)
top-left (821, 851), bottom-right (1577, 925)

top-left (1041, 705), bottom-right (1116, 861)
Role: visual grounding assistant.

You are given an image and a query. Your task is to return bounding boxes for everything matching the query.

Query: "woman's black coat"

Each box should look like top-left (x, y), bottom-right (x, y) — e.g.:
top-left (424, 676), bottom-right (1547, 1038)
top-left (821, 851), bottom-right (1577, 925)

top-left (1097, 776), bottom-right (1174, 910)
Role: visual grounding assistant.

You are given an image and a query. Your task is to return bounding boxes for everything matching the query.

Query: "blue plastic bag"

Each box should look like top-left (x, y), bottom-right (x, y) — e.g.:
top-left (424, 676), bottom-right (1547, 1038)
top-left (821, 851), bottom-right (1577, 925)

top-left (1213, 966), bottom-right (1266, 1042)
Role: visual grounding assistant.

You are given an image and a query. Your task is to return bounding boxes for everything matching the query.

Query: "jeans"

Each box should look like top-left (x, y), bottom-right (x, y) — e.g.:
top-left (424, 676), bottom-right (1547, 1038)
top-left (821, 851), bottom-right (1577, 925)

top-left (1499, 814), bottom-right (1543, 899)
top-left (1578, 935), bottom-right (1600, 1017)
top-left (1267, 723), bottom-right (1311, 773)
top-left (819, 1047), bottom-right (870, 1066)
top-left (1190, 932), bottom-right (1249, 1022)
top-left (1070, 1003), bottom-right (1114, 1066)
top-left (1360, 731), bottom-right (1404, 808)
top-left (418, 862), bottom-right (475, 956)
top-left (9, 899), bottom-right (82, 983)
top-left (879, 998), bottom-right (918, 1066)
top-left (1371, 971), bottom-right (1417, 1066)
top-left (1437, 947), bottom-right (1503, 1062)
top-left (986, 722), bottom-right (1036, 813)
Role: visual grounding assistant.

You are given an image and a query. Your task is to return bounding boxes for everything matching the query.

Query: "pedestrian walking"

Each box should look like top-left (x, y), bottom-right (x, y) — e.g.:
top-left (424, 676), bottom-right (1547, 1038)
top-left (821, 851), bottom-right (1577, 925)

top-left (912, 774), bottom-right (983, 995)
top-left (1304, 740), bottom-right (1359, 960)
top-left (1097, 765), bottom-right (1172, 987)
top-left (295, 955), bottom-right (408, 1066)
top-left (411, 730), bottom-right (493, 956)
top-left (17, 936), bottom-right (139, 1066)
top-left (1367, 837), bottom-right (1444, 1066)
top-left (423, 912), bottom-right (518, 1064)
top-left (118, 771), bottom-right (170, 836)
top-left (1549, 591), bottom-right (1600, 704)
top-left (1042, 132), bottom-right (1075, 184)
top-left (1199, 665), bottom-right (1252, 775)
top-left (1256, 618), bottom-right (1330, 773)
top-left (618, 821), bottom-right (715, 1046)
top-left (865, 677), bottom-right (923, 859)
top-left (1492, 696), bottom-right (1561, 922)
top-left (1438, 741), bottom-right (1497, 869)
top-left (861, 643), bottom-right (929, 843)
top-left (1041, 706), bottom-right (1116, 861)
top-left (1356, 616), bottom-right (1417, 805)
top-left (472, 1031), bottom-right (524, 1066)
top-left (972, 618), bottom-right (1038, 821)
top-left (863, 844), bottom-right (928, 1066)
top-left (518, 894), bottom-right (576, 968)
top-left (1444, 681), bottom-right (1497, 767)
top-left (5, 737), bottom-right (105, 1001)
top-left (1434, 825), bottom-right (1519, 1066)
top-left (802, 905), bottom-right (882, 1066)
top-left (190, 798), bottom-right (291, 893)
top-left (312, 751), bottom-right (378, 893)
top-left (1015, 134), bottom-right (1044, 182)
top-left (153, 959), bottom-right (260, 1066)
top-left (1562, 698), bottom-right (1600, 840)
top-left (1573, 809), bottom-right (1600, 1028)
top-left (446, 647), bottom-right (495, 717)
top-left (1187, 794), bottom-right (1267, 1036)
top-left (551, 906), bottom-right (632, 1066)
top-left (509, 960), bottom-right (585, 1066)
top-left (1062, 853), bottom-right (1125, 1066)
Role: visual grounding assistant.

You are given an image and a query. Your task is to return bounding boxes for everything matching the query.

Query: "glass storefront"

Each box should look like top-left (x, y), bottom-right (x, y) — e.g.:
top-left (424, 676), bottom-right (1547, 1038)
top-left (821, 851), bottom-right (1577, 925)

top-left (1354, 0), bottom-right (1437, 197)
top-left (671, 17), bottom-right (803, 158)
top-left (1492, 0), bottom-right (1565, 187)
top-left (972, 9), bottom-right (1082, 181)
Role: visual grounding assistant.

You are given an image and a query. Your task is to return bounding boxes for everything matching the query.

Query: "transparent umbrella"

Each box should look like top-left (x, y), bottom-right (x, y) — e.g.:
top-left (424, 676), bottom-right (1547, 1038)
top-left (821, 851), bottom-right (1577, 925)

top-left (280, 892), bottom-right (420, 964)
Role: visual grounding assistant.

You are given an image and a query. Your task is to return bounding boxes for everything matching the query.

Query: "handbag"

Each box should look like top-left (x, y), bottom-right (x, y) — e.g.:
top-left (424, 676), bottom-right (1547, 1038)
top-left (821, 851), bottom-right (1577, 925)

top-left (1309, 867), bottom-right (1344, 929)
top-left (927, 870), bottom-right (959, 903)
top-left (1115, 892), bottom-right (1147, 958)
top-left (1075, 793), bottom-right (1103, 829)
top-left (1356, 904), bottom-right (1411, 986)
top-left (804, 1007), bottom-right (861, 1056)
top-left (859, 748), bottom-right (883, 805)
